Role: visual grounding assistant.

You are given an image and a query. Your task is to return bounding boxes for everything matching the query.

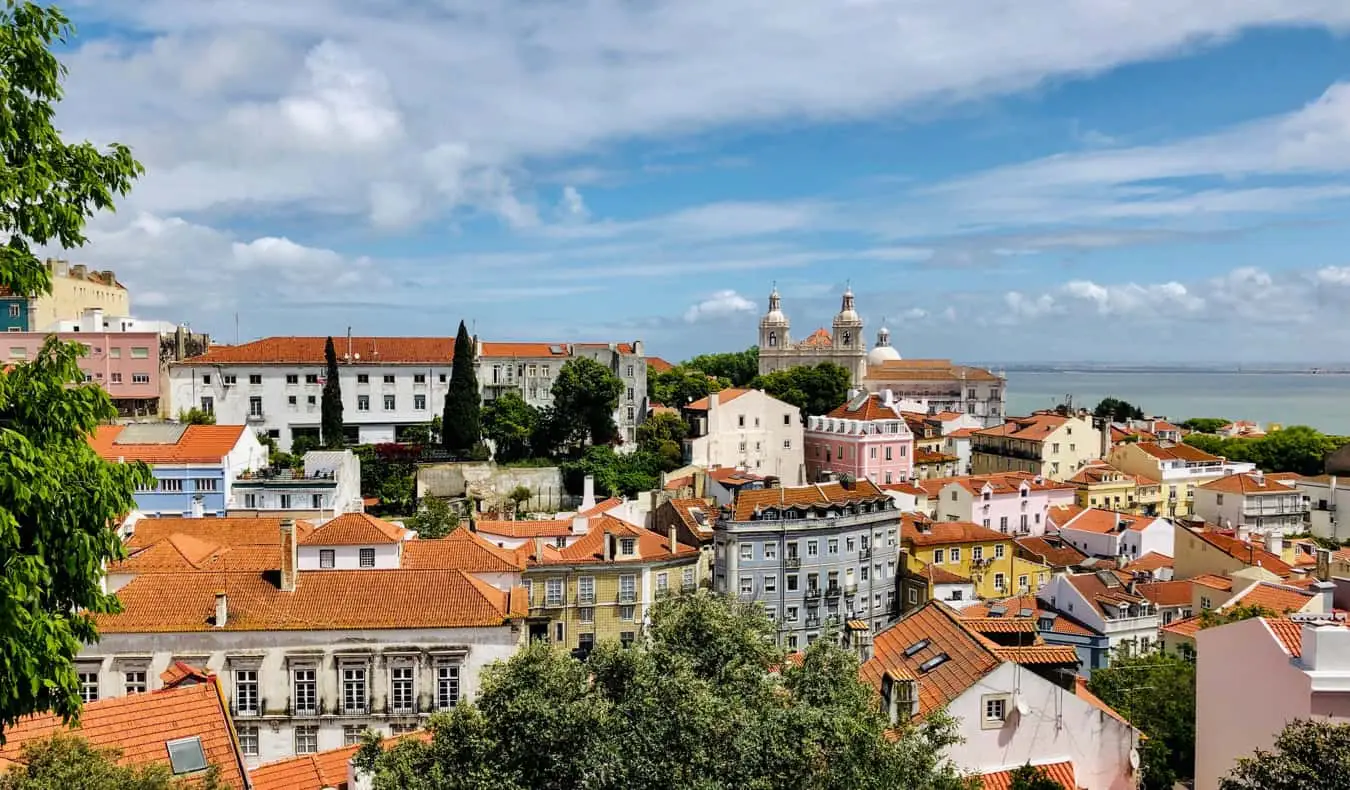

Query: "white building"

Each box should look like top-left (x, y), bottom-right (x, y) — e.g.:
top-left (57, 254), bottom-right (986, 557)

top-left (1299, 473), bottom-right (1350, 541)
top-left (1050, 507), bottom-right (1175, 563)
top-left (1039, 571), bottom-right (1161, 654)
top-left (682, 389), bottom-right (804, 484)
top-left (864, 601), bottom-right (1141, 790)
top-left (1195, 616), bottom-right (1350, 790)
top-left (86, 516), bottom-right (528, 767)
top-left (230, 450), bottom-right (364, 518)
top-left (1192, 471), bottom-right (1308, 536)
top-left (46, 306), bottom-right (182, 335)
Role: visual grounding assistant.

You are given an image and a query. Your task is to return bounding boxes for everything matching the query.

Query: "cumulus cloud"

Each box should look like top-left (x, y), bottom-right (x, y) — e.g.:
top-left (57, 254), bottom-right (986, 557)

top-left (683, 290), bottom-right (757, 323)
top-left (557, 186), bottom-right (589, 222)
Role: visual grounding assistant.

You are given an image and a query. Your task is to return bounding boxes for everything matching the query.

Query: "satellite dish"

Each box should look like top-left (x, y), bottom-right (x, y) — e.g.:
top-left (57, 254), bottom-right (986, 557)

top-left (1013, 693), bottom-right (1029, 716)
top-left (1129, 748), bottom-right (1141, 771)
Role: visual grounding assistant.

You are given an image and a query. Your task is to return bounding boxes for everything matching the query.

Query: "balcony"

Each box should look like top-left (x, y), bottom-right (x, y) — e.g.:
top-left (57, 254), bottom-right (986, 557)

top-left (245, 412), bottom-right (266, 423)
top-left (785, 556), bottom-right (802, 569)
top-left (286, 698), bottom-right (323, 717)
top-left (859, 547), bottom-right (871, 560)
top-left (544, 596), bottom-right (565, 609)
top-left (804, 588), bottom-right (822, 601)
top-left (844, 583), bottom-right (858, 596)
top-left (577, 592), bottom-right (596, 606)
top-left (805, 617), bottom-right (822, 628)
top-left (825, 585), bottom-right (842, 599)
top-left (338, 698), bottom-right (372, 717)
top-left (230, 699), bottom-right (264, 719)
top-left (618, 591), bottom-right (637, 605)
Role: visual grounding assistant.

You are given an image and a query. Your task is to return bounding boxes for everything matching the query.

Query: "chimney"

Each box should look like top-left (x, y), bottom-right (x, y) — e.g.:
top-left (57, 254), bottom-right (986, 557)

top-left (280, 519), bottom-right (298, 591)
top-left (1311, 580), bottom-right (1337, 614)
top-left (190, 495), bottom-right (205, 519)
top-left (572, 515), bottom-right (589, 535)
top-left (668, 524), bottom-right (678, 554)
top-left (581, 475), bottom-right (596, 512)
top-left (1236, 524), bottom-right (1251, 544)
top-left (708, 389), bottom-right (720, 423)
top-left (603, 533), bottom-right (614, 562)
top-left (214, 592), bottom-right (228, 628)
top-left (1264, 531), bottom-right (1284, 559)
top-left (1099, 419), bottom-right (1111, 457)
top-left (1252, 469), bottom-right (1265, 486)
top-left (533, 536), bottom-right (544, 561)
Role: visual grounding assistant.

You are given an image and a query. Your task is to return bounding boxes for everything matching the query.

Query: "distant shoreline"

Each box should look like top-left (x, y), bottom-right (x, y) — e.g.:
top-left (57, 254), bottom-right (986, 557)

top-left (994, 366), bottom-right (1350, 376)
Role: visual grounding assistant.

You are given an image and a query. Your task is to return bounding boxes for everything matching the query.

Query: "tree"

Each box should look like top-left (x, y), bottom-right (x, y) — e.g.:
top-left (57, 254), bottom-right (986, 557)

top-left (1006, 763), bottom-right (1064, 790)
top-left (481, 391), bottom-right (538, 463)
top-left (1220, 719), bottom-right (1350, 790)
top-left (0, 733), bottom-right (225, 790)
top-left (321, 336), bottom-right (344, 448)
top-left (636, 411), bottom-right (686, 451)
top-left (1183, 425), bottom-right (1344, 476)
top-left (1197, 603), bottom-right (1277, 630)
top-left (441, 321), bottom-right (481, 456)
top-left (1180, 417), bottom-right (1228, 433)
top-left (507, 485), bottom-right (532, 516)
top-left (685, 348), bottom-right (759, 387)
top-left (648, 365), bottom-right (727, 407)
top-left (175, 407), bottom-right (215, 425)
top-left (356, 593), bottom-right (971, 790)
top-left (406, 496), bottom-right (459, 539)
top-left (0, 2), bottom-right (147, 736)
top-left (560, 445), bottom-right (667, 499)
top-left (1088, 651), bottom-right (1195, 789)
top-left (552, 357), bottom-right (623, 451)
top-left (290, 434), bottom-right (321, 457)
top-left (750, 362), bottom-right (851, 417)
top-left (1093, 397), bottom-right (1144, 422)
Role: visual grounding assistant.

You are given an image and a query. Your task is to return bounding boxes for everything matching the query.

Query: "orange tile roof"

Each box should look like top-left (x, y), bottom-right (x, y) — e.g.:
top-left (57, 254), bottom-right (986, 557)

top-left (98, 569), bottom-right (524, 632)
top-left (1161, 615), bottom-right (1202, 638)
top-left (1055, 508), bottom-right (1155, 535)
top-left (1126, 551), bottom-right (1174, 574)
top-left (915, 562), bottom-right (972, 585)
top-left (1195, 531), bottom-right (1293, 577)
top-left (1263, 618), bottom-right (1306, 657)
top-left (825, 393), bottom-right (907, 422)
top-left (902, 513), bottom-right (1010, 547)
top-left (880, 481), bottom-right (928, 498)
top-left (646, 356), bottom-right (674, 373)
top-left (708, 466), bottom-right (765, 487)
top-left (1132, 441), bottom-right (1221, 463)
top-left (578, 497), bottom-right (625, 517)
top-left (980, 761), bottom-right (1077, 790)
top-left (1230, 582), bottom-right (1314, 614)
top-left (663, 475), bottom-right (694, 491)
top-left (518, 515), bottom-right (699, 566)
top-left (1190, 573), bottom-right (1235, 592)
top-left (250, 731), bottom-right (430, 790)
top-left (1198, 472), bottom-right (1299, 495)
top-left (1015, 535), bottom-right (1088, 569)
top-left (127, 516), bottom-right (317, 549)
top-left (110, 538), bottom-right (282, 575)
top-left (962, 617), bottom-right (1039, 635)
top-left (914, 448), bottom-right (959, 464)
top-left (478, 341), bottom-right (570, 358)
top-left (1067, 462), bottom-right (1136, 486)
top-left (473, 518), bottom-right (575, 539)
top-left (1138, 580), bottom-right (1193, 607)
top-left (961, 596), bottom-right (1098, 638)
top-left (685, 388), bottom-right (752, 410)
top-left (973, 414), bottom-right (1069, 442)
top-left (1064, 571), bottom-right (1148, 616)
top-left (731, 479), bottom-right (889, 522)
top-left (184, 337), bottom-right (455, 365)
top-left (301, 513), bottom-right (407, 545)
top-left (1074, 677), bottom-right (1134, 727)
top-left (667, 498), bottom-right (716, 540)
top-left (0, 677), bottom-right (247, 788)
top-left (865, 359), bottom-right (1001, 383)
top-left (400, 528), bottom-right (527, 572)
top-left (89, 424), bottom-right (250, 464)
top-left (993, 645), bottom-right (1081, 664)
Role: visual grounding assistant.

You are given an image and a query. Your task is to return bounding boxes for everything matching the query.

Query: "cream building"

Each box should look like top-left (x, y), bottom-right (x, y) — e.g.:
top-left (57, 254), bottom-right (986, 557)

top-left (758, 287), bottom-right (866, 383)
top-left (29, 258), bottom-right (130, 331)
top-left (971, 413), bottom-right (1103, 481)
top-left (1107, 441), bottom-right (1256, 518)
top-left (682, 388), bottom-right (804, 484)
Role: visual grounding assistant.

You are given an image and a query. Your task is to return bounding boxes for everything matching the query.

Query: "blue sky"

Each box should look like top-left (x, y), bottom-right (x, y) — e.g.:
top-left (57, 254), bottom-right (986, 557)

top-left (46, 1), bottom-right (1350, 362)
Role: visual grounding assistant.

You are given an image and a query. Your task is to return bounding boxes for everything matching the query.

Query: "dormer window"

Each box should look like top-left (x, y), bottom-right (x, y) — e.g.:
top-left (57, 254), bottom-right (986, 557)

top-left (359, 548), bottom-right (375, 568)
top-left (620, 537), bottom-right (636, 556)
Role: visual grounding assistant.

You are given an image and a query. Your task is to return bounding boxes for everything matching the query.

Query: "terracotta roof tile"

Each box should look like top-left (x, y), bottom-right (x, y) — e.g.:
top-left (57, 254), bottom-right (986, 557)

top-left (89, 424), bottom-right (249, 464)
top-left (0, 679), bottom-right (246, 788)
top-left (301, 513), bottom-right (407, 546)
top-left (1230, 582), bottom-right (1314, 614)
top-left (1067, 462), bottom-right (1135, 486)
top-left (685, 388), bottom-right (751, 410)
top-left (474, 518), bottom-right (576, 539)
top-left (973, 414), bottom-right (1069, 442)
top-left (914, 448), bottom-right (959, 464)
top-left (1064, 571), bottom-right (1149, 616)
top-left (127, 517), bottom-right (317, 549)
top-left (645, 356), bottom-right (674, 373)
top-left (708, 467), bottom-right (764, 486)
top-left (251, 731), bottom-right (430, 790)
top-left (518, 515), bottom-right (699, 565)
top-left (861, 603), bottom-right (1003, 718)
top-left (1132, 441), bottom-right (1221, 463)
top-left (731, 479), bottom-right (889, 522)
top-left (992, 645), bottom-right (1081, 665)
top-left (980, 761), bottom-right (1077, 790)
top-left (1195, 531), bottom-right (1293, 577)
top-left (400, 529), bottom-right (526, 572)
top-left (578, 497), bottom-right (625, 517)
top-left (1015, 535), bottom-right (1088, 569)
top-left (962, 617), bottom-right (1039, 635)
top-left (1137, 580), bottom-right (1193, 607)
top-left (1074, 677), bottom-right (1133, 726)
top-left (825, 393), bottom-right (908, 422)
top-left (478, 342), bottom-right (571, 358)
top-left (961, 597), bottom-right (1098, 638)
top-left (1161, 615), bottom-right (1202, 638)
top-left (926, 472), bottom-right (1075, 499)
top-left (880, 481), bottom-right (928, 498)
top-left (1190, 574), bottom-right (1235, 592)
top-left (864, 359), bottom-right (1001, 383)
top-left (1199, 472), bottom-right (1299, 495)
top-left (184, 337), bottom-right (454, 365)
top-left (1263, 618), bottom-right (1306, 657)
top-left (1126, 551), bottom-right (1173, 573)
top-left (902, 513), bottom-right (1010, 547)
top-left (915, 562), bottom-right (972, 585)
top-left (667, 498), bottom-right (716, 540)
top-left (1055, 508), bottom-right (1157, 535)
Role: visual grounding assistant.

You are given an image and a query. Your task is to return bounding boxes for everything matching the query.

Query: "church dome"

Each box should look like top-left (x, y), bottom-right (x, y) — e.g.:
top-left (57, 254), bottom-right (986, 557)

top-left (761, 287), bottom-right (788, 325)
top-left (867, 326), bottom-right (901, 365)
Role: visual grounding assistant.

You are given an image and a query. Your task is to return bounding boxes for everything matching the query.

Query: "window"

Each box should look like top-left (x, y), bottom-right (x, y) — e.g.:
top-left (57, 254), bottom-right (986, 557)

top-left (828, 538), bottom-right (839, 555)
top-left (885, 446), bottom-right (893, 461)
top-left (234, 669), bottom-right (259, 716)
top-left (342, 664), bottom-right (368, 714)
top-left (579, 606), bottom-right (595, 623)
top-left (972, 546), bottom-right (983, 562)
top-left (159, 478), bottom-right (184, 493)
top-left (435, 663), bottom-right (461, 709)
top-left (221, 374), bottom-right (236, 385)
top-left (739, 576), bottom-right (754, 595)
top-left (620, 605), bottom-right (636, 621)
top-left (286, 374), bottom-right (299, 384)
top-left (131, 372), bottom-right (150, 384)
top-left (1018, 574), bottom-right (1029, 590)
top-left (738, 415), bottom-right (745, 428)
top-left (200, 396), bottom-right (214, 414)
top-left (383, 375), bottom-right (395, 384)
top-left (682, 567), bottom-right (695, 589)
top-left (279, 493), bottom-right (291, 509)
top-left (108, 346), bottom-right (121, 358)
top-left (166, 736), bottom-right (208, 774)
top-left (358, 395), bottom-right (370, 411)
top-left (763, 574), bottom-right (777, 593)
top-left (390, 666), bottom-right (415, 714)
top-left (294, 727), bottom-right (318, 755)
top-left (860, 566), bottom-right (869, 582)
top-left (933, 549), bottom-right (945, 564)
top-left (359, 548), bottom-right (376, 567)
top-left (130, 346), bottom-right (150, 359)
top-left (785, 606), bottom-right (800, 623)
top-left (995, 544), bottom-right (1005, 559)
top-left (194, 478), bottom-right (218, 492)
top-left (384, 395), bottom-right (396, 410)
top-left (357, 374), bottom-right (369, 384)
top-left (237, 726), bottom-right (258, 756)
top-left (577, 575), bottom-right (596, 604)
top-left (784, 414), bottom-right (792, 425)
top-left (982, 695), bottom-right (1009, 728)
top-left (546, 578), bottom-right (564, 606)
top-left (312, 493), bottom-right (323, 509)
top-left (344, 725), bottom-right (364, 746)
top-left (620, 537), bottom-right (636, 556)
top-left (993, 572), bottom-right (1006, 590)
top-left (319, 549), bottom-right (335, 569)
top-left (6, 304), bottom-right (17, 317)
top-left (293, 668), bottom-right (317, 715)
top-left (108, 372), bottom-right (122, 384)
top-left (288, 395), bottom-right (298, 407)
top-left (740, 543), bottom-right (754, 561)
top-left (763, 542), bottom-right (777, 560)
top-left (248, 396), bottom-right (262, 416)
top-left (124, 669), bottom-right (147, 695)
top-left (307, 395), bottom-right (316, 406)
top-left (950, 547), bottom-right (960, 563)
top-left (807, 540), bottom-right (819, 557)
top-left (415, 394), bottom-right (427, 410)
top-left (786, 574), bottom-right (798, 591)
top-left (619, 574), bottom-right (636, 603)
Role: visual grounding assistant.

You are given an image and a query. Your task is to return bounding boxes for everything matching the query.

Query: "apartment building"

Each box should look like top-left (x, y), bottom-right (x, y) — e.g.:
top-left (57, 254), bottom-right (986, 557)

top-left (900, 513), bottom-right (1053, 601)
top-left (89, 423), bottom-right (268, 517)
top-left (923, 471), bottom-right (1076, 537)
top-left (682, 388), bottom-right (804, 483)
top-left (85, 516), bottom-right (529, 766)
top-left (713, 480), bottom-right (904, 648)
top-left (6, 329), bottom-right (163, 415)
top-left (1047, 506), bottom-right (1175, 564)
top-left (1039, 571), bottom-right (1160, 654)
top-left (1067, 460), bottom-right (1164, 515)
top-left (1193, 470), bottom-right (1308, 536)
top-left (230, 450), bottom-right (364, 518)
top-left (803, 390), bottom-right (915, 485)
top-left (971, 412), bottom-right (1102, 481)
top-left (1106, 440), bottom-right (1256, 518)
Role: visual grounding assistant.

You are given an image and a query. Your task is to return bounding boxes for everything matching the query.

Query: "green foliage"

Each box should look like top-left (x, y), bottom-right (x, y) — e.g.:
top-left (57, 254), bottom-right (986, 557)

top-left (406, 497), bottom-right (459, 539)
top-left (507, 485), bottom-right (531, 507)
top-left (357, 593), bottom-right (971, 790)
top-left (685, 347), bottom-right (759, 387)
top-left (441, 321), bottom-right (481, 456)
top-left (399, 424), bottom-right (431, 445)
top-left (635, 411), bottom-right (687, 473)
top-left (648, 364), bottom-right (728, 407)
top-left (1180, 417), bottom-right (1228, 433)
top-left (1219, 719), bottom-right (1350, 790)
top-left (175, 407), bottom-right (215, 425)
top-left (290, 434), bottom-right (321, 457)
top-left (560, 445), bottom-right (666, 498)
top-left (1088, 651), bottom-right (1195, 789)
top-left (0, 733), bottom-right (226, 790)
top-left (1183, 425), bottom-right (1349, 476)
top-left (481, 391), bottom-right (538, 463)
top-left (1197, 603), bottom-right (1277, 630)
top-left (354, 444), bottom-right (419, 514)
top-left (551, 357), bottom-right (624, 451)
top-left (750, 362), bottom-right (851, 417)
top-left (1093, 397), bottom-right (1144, 422)
top-left (1006, 763), bottom-right (1064, 790)
top-left (321, 336), bottom-right (344, 448)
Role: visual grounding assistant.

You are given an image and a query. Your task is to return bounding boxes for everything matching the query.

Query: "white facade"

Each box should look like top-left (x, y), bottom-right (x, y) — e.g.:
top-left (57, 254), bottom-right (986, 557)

top-left (1058, 517), bottom-right (1175, 562)
top-left (297, 543), bottom-right (403, 571)
top-left (1040, 574), bottom-right (1161, 652)
top-left (944, 663), bottom-right (1139, 790)
top-left (231, 450), bottom-right (364, 517)
top-left (46, 307), bottom-right (180, 335)
top-left (684, 390), bottom-right (804, 484)
top-left (1192, 475), bottom-right (1308, 536)
top-left (1299, 475), bottom-right (1350, 541)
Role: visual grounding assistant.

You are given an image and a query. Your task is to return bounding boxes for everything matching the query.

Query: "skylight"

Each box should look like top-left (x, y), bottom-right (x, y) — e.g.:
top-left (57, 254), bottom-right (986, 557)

top-left (902, 639), bottom-right (930, 657)
top-left (1017, 608), bottom-right (1034, 618)
top-left (918, 653), bottom-right (950, 673)
top-left (165, 736), bottom-right (207, 775)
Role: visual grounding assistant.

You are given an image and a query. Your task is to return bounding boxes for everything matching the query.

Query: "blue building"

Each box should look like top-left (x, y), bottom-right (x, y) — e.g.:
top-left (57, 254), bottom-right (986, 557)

top-left (90, 422), bottom-right (268, 516)
top-left (0, 289), bottom-right (31, 332)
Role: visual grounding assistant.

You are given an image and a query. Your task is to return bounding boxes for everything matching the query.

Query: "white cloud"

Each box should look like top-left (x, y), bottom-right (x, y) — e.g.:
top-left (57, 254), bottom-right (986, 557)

top-left (683, 289), bottom-right (757, 323)
top-left (557, 186), bottom-right (589, 222)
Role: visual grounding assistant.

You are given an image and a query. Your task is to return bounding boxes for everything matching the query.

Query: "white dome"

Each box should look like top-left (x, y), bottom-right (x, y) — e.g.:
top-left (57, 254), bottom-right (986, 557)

top-left (762, 309), bottom-right (787, 324)
top-left (868, 344), bottom-right (901, 365)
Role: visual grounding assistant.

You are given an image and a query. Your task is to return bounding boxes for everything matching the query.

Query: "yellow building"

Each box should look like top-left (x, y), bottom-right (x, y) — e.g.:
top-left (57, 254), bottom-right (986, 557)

top-left (513, 515), bottom-right (702, 653)
top-left (1106, 440), bottom-right (1249, 519)
top-left (900, 513), bottom-right (1051, 600)
top-left (1067, 461), bottom-right (1163, 516)
top-left (970, 412), bottom-right (1102, 481)
top-left (29, 258), bottom-right (130, 331)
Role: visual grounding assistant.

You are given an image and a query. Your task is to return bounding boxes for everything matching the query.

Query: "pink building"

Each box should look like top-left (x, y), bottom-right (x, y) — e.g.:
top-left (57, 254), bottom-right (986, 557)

top-left (1195, 615), bottom-right (1350, 790)
top-left (920, 472), bottom-right (1077, 537)
top-left (4, 331), bottom-right (161, 416)
top-left (804, 391), bottom-right (914, 485)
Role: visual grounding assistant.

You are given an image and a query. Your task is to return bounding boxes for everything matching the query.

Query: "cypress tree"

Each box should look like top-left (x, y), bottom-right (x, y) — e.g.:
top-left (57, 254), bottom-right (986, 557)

top-left (442, 320), bottom-right (481, 455)
top-left (321, 336), bottom-right (344, 448)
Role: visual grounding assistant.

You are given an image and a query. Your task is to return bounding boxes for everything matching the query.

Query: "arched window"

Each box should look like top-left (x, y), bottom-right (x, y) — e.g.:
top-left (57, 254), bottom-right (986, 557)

top-left (768, 331), bottom-right (778, 347)
top-left (842, 331), bottom-right (851, 347)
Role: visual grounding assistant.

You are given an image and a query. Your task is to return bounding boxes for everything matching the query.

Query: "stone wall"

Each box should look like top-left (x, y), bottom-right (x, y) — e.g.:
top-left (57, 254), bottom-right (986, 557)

top-left (416, 462), bottom-right (571, 513)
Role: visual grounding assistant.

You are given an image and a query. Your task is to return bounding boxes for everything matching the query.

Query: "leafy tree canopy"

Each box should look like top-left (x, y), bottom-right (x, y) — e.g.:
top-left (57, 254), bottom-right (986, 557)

top-left (1180, 417), bottom-right (1228, 433)
top-left (648, 365), bottom-right (728, 408)
top-left (1197, 603), bottom-right (1277, 630)
top-left (0, 734), bottom-right (225, 790)
top-left (750, 362), bottom-right (851, 417)
top-left (1088, 651), bottom-right (1195, 790)
top-left (176, 407), bottom-right (215, 425)
top-left (481, 390), bottom-right (538, 463)
top-left (1184, 425), bottom-right (1350, 476)
top-left (406, 496), bottom-right (460, 539)
top-left (560, 445), bottom-right (667, 499)
top-left (1220, 719), bottom-right (1350, 790)
top-left (551, 357), bottom-right (623, 451)
top-left (1093, 397), bottom-right (1144, 422)
top-left (684, 347), bottom-right (759, 387)
top-left (356, 593), bottom-right (971, 790)
top-left (0, 0), bottom-right (148, 736)
top-left (441, 321), bottom-right (481, 456)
